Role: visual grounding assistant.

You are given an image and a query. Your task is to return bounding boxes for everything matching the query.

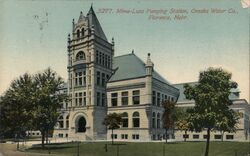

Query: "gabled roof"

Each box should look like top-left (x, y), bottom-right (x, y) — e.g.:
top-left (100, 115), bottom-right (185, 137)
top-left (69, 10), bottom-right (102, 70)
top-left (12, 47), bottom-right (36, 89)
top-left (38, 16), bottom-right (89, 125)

top-left (86, 6), bottom-right (107, 41)
top-left (109, 53), bottom-right (171, 85)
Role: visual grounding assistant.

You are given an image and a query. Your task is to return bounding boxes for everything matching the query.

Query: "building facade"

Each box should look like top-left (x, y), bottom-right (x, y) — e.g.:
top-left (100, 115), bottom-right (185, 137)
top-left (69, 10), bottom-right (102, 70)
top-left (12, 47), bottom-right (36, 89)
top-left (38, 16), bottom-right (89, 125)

top-left (174, 82), bottom-right (250, 142)
top-left (53, 6), bottom-right (249, 142)
top-left (53, 6), bottom-right (179, 141)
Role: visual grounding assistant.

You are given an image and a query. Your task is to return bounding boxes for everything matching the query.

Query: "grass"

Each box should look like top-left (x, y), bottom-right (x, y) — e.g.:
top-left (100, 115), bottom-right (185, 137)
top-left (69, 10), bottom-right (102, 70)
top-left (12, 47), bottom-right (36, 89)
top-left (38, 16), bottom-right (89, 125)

top-left (25, 141), bottom-right (250, 156)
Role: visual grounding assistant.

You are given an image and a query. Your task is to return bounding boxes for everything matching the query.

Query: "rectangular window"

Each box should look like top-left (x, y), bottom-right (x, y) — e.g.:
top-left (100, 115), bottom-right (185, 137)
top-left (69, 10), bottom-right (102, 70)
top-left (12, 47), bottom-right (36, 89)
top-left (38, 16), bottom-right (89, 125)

top-left (83, 71), bottom-right (86, 86)
top-left (111, 134), bottom-right (117, 139)
top-left (102, 53), bottom-right (105, 65)
top-left (203, 135), bottom-right (208, 139)
top-left (108, 56), bottom-right (111, 68)
top-left (79, 92), bottom-right (82, 106)
top-left (226, 135), bottom-right (234, 140)
top-left (102, 73), bottom-right (105, 87)
top-left (164, 95), bottom-right (168, 101)
top-left (122, 116), bottom-right (128, 128)
top-left (97, 71), bottom-right (100, 86)
top-left (111, 93), bottom-right (118, 106)
top-left (78, 72), bottom-right (83, 86)
top-left (193, 135), bottom-right (199, 139)
top-left (132, 134), bottom-right (139, 140)
top-left (83, 92), bottom-right (86, 106)
top-left (105, 55), bottom-right (108, 67)
top-left (70, 74), bottom-right (72, 88)
top-left (214, 135), bottom-right (222, 140)
top-left (152, 91), bottom-right (156, 105)
top-left (99, 52), bottom-right (102, 65)
top-left (59, 134), bottom-right (63, 138)
top-left (97, 92), bottom-right (101, 106)
top-left (75, 93), bottom-right (78, 106)
top-left (171, 97), bottom-right (174, 102)
top-left (89, 70), bottom-right (91, 84)
top-left (121, 91), bottom-right (128, 105)
top-left (157, 92), bottom-right (161, 106)
top-left (96, 51), bottom-right (99, 64)
top-left (133, 90), bottom-right (140, 105)
top-left (102, 93), bottom-right (105, 106)
top-left (121, 134), bottom-right (128, 139)
top-left (183, 134), bottom-right (189, 139)
top-left (75, 72), bottom-right (78, 86)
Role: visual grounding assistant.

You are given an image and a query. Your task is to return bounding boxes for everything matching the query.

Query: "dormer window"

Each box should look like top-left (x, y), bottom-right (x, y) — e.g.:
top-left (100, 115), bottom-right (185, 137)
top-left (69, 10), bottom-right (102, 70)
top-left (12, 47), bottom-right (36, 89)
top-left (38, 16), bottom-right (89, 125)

top-left (81, 28), bottom-right (84, 37)
top-left (76, 51), bottom-right (85, 60)
top-left (77, 29), bottom-right (80, 38)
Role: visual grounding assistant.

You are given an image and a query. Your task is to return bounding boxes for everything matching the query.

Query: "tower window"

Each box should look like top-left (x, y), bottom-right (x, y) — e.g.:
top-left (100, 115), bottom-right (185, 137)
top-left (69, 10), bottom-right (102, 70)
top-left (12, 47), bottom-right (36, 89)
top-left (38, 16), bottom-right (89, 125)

top-left (102, 53), bottom-right (105, 65)
top-left (108, 56), bottom-right (111, 68)
top-left (77, 29), bottom-right (80, 38)
top-left (76, 51), bottom-right (85, 60)
top-left (157, 92), bottom-right (161, 106)
top-left (83, 92), bottom-right (86, 106)
top-left (83, 71), bottom-right (86, 86)
top-left (157, 113), bottom-right (160, 128)
top-left (97, 71), bottom-right (101, 86)
top-left (101, 93), bottom-right (105, 106)
top-left (105, 55), bottom-right (108, 67)
top-left (97, 92), bottom-right (101, 106)
top-left (152, 112), bottom-right (155, 128)
top-left (81, 28), bottom-right (84, 37)
top-left (75, 93), bottom-right (78, 106)
top-left (152, 91), bottom-right (156, 105)
top-left (102, 73), bottom-right (105, 87)
top-left (79, 92), bottom-right (82, 106)
top-left (96, 51), bottom-right (99, 64)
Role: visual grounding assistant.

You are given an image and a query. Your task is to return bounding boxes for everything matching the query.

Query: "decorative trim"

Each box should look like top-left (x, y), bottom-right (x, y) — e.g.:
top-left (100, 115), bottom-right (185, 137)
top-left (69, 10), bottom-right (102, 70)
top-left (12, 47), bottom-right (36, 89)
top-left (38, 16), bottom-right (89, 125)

top-left (107, 82), bottom-right (145, 92)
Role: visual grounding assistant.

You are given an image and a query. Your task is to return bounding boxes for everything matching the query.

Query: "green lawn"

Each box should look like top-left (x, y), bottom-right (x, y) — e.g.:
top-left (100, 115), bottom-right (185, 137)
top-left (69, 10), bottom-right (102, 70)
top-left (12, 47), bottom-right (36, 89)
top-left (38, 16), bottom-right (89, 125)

top-left (26, 141), bottom-right (250, 156)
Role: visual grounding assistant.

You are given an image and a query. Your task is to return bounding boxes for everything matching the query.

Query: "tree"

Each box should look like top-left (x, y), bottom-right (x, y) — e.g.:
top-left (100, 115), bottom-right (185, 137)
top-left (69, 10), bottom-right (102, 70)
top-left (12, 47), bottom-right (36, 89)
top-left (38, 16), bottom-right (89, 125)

top-left (0, 73), bottom-right (36, 149)
top-left (33, 68), bottom-right (68, 148)
top-left (215, 109), bottom-right (239, 141)
top-left (103, 113), bottom-right (122, 144)
top-left (184, 67), bottom-right (238, 156)
top-left (162, 100), bottom-right (177, 143)
top-left (175, 108), bottom-right (191, 142)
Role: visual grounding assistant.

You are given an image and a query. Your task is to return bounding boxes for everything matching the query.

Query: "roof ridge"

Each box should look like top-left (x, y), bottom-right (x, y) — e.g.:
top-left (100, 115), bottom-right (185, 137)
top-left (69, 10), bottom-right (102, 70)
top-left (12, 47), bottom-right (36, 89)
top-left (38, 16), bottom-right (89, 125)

top-left (114, 53), bottom-right (135, 58)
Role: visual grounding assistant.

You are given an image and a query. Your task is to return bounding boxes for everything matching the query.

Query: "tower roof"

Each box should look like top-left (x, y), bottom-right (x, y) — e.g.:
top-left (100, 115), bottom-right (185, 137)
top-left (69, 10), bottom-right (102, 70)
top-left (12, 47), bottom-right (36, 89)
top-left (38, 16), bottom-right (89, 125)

top-left (86, 6), bottom-right (107, 41)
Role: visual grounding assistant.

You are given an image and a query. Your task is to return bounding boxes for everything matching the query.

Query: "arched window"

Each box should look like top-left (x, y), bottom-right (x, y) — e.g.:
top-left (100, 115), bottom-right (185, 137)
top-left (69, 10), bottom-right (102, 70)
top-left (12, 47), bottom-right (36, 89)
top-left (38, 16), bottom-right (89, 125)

top-left (157, 113), bottom-right (160, 128)
top-left (133, 112), bottom-right (140, 128)
top-left (77, 29), bottom-right (80, 38)
top-left (121, 112), bottom-right (128, 128)
top-left (81, 28), bottom-right (84, 37)
top-left (58, 116), bottom-right (64, 128)
top-left (76, 51), bottom-right (85, 60)
top-left (152, 112), bottom-right (156, 128)
top-left (66, 115), bottom-right (69, 128)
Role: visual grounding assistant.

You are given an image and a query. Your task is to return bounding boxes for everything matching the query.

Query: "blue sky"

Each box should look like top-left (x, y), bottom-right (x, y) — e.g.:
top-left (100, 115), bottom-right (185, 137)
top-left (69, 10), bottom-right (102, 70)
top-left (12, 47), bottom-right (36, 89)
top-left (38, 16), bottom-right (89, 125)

top-left (0, 0), bottom-right (249, 102)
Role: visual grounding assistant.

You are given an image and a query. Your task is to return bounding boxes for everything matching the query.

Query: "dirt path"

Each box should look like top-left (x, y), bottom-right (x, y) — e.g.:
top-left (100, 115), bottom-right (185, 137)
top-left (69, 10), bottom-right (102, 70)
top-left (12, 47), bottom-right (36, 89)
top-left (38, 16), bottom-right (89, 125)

top-left (0, 143), bottom-right (55, 156)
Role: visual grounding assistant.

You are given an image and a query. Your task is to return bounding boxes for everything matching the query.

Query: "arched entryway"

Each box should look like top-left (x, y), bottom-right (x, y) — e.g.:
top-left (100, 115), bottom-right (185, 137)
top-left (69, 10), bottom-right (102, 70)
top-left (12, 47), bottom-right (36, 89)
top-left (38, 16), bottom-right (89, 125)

top-left (76, 116), bottom-right (86, 133)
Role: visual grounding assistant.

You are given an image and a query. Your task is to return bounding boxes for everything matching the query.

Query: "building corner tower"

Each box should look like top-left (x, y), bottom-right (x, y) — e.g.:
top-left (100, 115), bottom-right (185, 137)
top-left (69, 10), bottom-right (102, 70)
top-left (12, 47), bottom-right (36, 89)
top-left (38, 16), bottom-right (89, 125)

top-left (65, 6), bottom-right (113, 140)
